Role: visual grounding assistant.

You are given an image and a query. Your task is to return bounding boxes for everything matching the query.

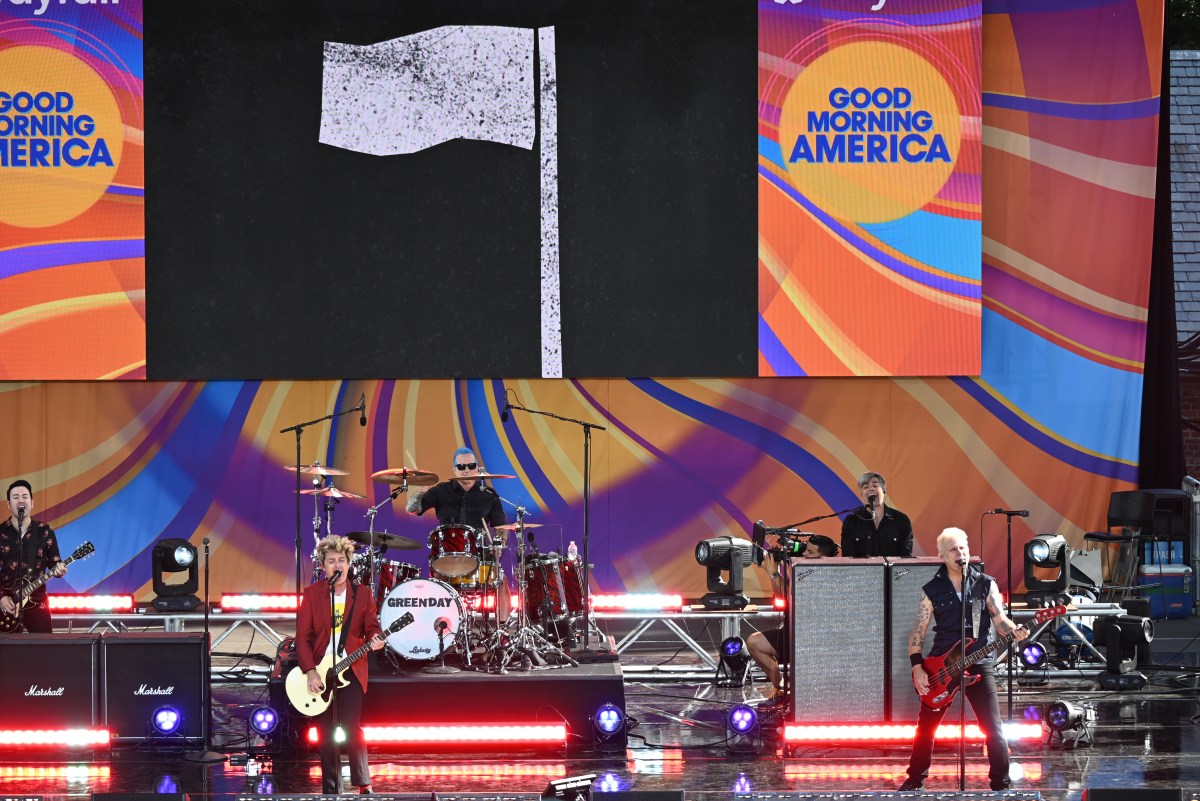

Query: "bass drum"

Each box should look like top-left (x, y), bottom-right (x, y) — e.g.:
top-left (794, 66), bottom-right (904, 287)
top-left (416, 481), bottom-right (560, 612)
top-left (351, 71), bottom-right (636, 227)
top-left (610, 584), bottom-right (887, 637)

top-left (379, 578), bottom-right (464, 661)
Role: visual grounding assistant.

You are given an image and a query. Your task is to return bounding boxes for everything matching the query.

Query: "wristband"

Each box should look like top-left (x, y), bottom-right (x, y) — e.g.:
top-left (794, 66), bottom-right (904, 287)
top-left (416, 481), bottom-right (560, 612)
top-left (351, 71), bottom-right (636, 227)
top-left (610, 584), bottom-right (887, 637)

top-left (909, 653), bottom-right (924, 667)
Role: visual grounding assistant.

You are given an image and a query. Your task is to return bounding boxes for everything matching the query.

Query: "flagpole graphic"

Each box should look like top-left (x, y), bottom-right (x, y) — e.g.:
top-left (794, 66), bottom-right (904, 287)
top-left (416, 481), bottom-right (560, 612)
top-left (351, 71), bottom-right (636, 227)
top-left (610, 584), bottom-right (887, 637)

top-left (320, 25), bottom-right (562, 377)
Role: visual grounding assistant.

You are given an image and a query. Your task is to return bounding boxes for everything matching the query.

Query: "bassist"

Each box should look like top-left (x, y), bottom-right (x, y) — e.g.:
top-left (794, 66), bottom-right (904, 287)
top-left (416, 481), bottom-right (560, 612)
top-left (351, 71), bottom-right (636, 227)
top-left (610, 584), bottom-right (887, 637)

top-left (898, 527), bottom-right (1027, 793)
top-left (296, 535), bottom-right (386, 795)
top-left (0, 480), bottom-right (67, 633)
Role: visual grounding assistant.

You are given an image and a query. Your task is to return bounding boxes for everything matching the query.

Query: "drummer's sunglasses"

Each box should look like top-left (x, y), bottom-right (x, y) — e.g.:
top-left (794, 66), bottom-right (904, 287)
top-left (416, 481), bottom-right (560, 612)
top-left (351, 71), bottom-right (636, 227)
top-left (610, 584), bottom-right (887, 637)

top-left (455, 462), bottom-right (478, 471)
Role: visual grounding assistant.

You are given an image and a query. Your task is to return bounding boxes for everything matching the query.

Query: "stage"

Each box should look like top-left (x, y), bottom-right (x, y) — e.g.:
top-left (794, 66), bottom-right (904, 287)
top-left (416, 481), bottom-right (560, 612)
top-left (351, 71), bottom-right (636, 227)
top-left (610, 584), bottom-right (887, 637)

top-left (0, 615), bottom-right (1198, 799)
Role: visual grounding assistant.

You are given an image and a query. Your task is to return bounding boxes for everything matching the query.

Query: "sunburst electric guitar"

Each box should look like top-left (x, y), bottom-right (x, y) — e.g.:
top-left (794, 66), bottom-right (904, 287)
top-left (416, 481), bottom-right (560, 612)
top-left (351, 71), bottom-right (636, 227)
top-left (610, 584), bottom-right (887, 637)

top-left (0, 541), bottom-right (95, 633)
top-left (285, 612), bottom-right (414, 716)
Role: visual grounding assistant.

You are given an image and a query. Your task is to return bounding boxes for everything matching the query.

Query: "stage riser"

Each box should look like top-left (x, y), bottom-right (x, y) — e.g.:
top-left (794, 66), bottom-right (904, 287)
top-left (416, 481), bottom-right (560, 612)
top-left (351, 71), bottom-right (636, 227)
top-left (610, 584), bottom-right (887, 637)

top-left (269, 653), bottom-right (627, 755)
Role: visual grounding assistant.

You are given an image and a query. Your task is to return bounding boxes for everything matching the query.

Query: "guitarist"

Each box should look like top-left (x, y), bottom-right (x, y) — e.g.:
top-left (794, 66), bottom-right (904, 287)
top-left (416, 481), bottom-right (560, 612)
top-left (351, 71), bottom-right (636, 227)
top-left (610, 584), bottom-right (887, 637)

top-left (295, 535), bottom-right (386, 795)
top-left (898, 527), bottom-right (1027, 793)
top-left (0, 480), bottom-right (67, 633)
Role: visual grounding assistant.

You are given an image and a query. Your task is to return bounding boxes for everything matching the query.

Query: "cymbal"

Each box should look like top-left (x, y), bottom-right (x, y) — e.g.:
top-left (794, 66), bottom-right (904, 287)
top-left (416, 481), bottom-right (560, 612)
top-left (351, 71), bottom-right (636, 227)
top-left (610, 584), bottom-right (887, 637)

top-left (453, 472), bottom-right (517, 481)
top-left (494, 522), bottom-right (545, 531)
top-left (371, 467), bottom-right (439, 487)
top-left (285, 463), bottom-right (349, 476)
top-left (297, 487), bottom-right (365, 499)
top-left (344, 530), bottom-right (423, 550)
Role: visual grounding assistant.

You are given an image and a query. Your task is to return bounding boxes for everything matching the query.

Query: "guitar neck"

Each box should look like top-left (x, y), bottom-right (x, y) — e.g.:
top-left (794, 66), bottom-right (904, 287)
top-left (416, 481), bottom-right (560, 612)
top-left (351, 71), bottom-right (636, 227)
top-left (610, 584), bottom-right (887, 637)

top-left (332, 639), bottom-right (374, 674)
top-left (18, 553), bottom-right (77, 600)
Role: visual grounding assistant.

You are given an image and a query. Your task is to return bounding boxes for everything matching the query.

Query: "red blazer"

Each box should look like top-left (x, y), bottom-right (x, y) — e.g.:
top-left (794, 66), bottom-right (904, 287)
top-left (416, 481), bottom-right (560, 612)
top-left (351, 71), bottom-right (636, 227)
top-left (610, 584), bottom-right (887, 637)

top-left (295, 582), bottom-right (383, 691)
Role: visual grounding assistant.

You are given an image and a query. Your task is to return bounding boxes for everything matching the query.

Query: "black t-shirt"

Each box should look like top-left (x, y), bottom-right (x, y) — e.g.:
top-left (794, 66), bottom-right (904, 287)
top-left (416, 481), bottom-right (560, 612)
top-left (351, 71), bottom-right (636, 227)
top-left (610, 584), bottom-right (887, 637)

top-left (417, 480), bottom-right (507, 528)
top-left (840, 505), bottom-right (913, 557)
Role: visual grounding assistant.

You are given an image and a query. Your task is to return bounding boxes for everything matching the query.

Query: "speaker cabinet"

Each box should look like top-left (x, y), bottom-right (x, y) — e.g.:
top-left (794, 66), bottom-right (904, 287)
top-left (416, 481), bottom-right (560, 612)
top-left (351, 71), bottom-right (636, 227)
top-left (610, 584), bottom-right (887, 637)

top-left (101, 632), bottom-right (208, 742)
top-left (1084, 791), bottom-right (1182, 801)
top-left (887, 558), bottom-right (945, 721)
top-left (0, 633), bottom-right (98, 727)
top-left (789, 558), bottom-right (887, 723)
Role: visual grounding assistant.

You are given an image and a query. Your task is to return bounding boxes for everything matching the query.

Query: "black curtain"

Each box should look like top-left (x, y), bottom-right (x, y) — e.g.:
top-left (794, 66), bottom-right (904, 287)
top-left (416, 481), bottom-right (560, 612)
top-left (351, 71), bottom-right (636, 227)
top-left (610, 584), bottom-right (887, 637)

top-left (1139, 38), bottom-right (1185, 489)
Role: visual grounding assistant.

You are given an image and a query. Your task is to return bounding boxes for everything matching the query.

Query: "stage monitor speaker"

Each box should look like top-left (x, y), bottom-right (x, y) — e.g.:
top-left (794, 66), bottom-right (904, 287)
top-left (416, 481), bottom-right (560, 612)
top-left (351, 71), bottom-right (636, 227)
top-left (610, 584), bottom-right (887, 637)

top-left (887, 558), bottom-right (955, 721)
top-left (0, 633), bottom-right (98, 727)
top-left (741, 793), bottom-right (1042, 800)
top-left (595, 794), bottom-right (685, 801)
top-left (101, 632), bottom-right (208, 742)
top-left (789, 558), bottom-right (887, 723)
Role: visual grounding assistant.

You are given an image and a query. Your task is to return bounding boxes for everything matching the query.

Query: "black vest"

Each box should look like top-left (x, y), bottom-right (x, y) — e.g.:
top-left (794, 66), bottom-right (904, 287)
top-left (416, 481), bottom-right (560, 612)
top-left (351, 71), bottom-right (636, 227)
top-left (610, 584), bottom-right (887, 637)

top-left (923, 564), bottom-right (996, 660)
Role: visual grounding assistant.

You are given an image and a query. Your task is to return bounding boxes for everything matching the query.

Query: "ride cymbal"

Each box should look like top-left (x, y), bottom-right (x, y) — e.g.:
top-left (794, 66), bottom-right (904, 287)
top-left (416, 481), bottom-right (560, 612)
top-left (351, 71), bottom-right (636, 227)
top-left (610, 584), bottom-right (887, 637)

top-left (371, 467), bottom-right (439, 487)
top-left (494, 522), bottom-right (545, 531)
top-left (344, 530), bottom-right (423, 550)
top-left (285, 463), bottom-right (350, 476)
top-left (296, 486), bottom-right (365, 499)
top-left (453, 472), bottom-right (517, 480)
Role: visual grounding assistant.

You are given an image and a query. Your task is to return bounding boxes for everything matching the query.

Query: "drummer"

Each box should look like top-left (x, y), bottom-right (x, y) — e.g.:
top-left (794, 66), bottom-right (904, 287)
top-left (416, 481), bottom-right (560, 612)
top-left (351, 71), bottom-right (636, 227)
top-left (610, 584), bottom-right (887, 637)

top-left (407, 447), bottom-right (510, 613)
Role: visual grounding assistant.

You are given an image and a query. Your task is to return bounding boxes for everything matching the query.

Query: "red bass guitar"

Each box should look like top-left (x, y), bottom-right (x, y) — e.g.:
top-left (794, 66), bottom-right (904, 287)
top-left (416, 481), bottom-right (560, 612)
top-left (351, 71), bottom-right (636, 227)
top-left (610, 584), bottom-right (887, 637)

top-left (916, 604), bottom-right (1066, 711)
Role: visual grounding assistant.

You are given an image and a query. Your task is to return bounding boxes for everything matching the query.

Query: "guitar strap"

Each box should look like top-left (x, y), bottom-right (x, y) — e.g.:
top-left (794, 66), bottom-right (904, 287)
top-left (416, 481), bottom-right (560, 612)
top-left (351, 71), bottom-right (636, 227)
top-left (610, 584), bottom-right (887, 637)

top-left (336, 585), bottom-right (358, 657)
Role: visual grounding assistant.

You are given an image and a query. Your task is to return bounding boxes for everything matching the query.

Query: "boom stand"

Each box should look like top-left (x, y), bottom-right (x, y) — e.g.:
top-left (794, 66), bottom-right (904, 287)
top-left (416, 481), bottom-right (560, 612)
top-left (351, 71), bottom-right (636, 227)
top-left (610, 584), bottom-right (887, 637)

top-left (506, 402), bottom-right (610, 661)
top-left (280, 398), bottom-right (364, 596)
top-left (186, 537), bottom-right (225, 763)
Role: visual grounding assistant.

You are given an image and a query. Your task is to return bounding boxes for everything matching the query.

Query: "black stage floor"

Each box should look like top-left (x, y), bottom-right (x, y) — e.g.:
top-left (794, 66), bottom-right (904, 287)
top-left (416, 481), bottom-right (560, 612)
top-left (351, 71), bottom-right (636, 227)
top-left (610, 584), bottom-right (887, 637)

top-left (4, 618), bottom-right (1200, 800)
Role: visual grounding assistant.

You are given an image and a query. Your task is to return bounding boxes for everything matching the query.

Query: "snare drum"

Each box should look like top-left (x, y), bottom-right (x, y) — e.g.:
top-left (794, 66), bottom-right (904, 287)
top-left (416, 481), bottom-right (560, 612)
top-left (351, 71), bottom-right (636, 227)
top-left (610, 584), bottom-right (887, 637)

top-left (379, 578), bottom-right (465, 661)
top-left (428, 524), bottom-right (483, 577)
top-left (524, 554), bottom-right (586, 624)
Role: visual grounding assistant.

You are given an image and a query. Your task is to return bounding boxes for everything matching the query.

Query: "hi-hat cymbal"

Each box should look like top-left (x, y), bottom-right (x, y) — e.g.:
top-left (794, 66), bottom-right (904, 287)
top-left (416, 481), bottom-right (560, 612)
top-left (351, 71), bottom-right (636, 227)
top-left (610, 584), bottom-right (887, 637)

top-left (453, 472), bottom-right (517, 481)
top-left (296, 486), bottom-right (365, 499)
top-left (494, 522), bottom-right (545, 531)
top-left (344, 530), bottom-right (423, 550)
top-left (371, 467), bottom-right (439, 487)
top-left (285, 463), bottom-right (350, 476)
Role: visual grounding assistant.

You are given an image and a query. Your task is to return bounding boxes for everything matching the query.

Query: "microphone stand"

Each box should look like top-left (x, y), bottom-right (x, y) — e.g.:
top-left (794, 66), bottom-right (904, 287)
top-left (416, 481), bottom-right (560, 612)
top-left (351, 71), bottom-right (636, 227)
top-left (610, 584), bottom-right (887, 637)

top-left (279, 399), bottom-right (364, 596)
top-left (1005, 513), bottom-right (1015, 720)
top-left (186, 538), bottom-right (225, 762)
top-left (957, 560), bottom-right (970, 792)
top-left (770, 505), bottom-right (863, 533)
top-left (505, 403), bottom-right (611, 662)
top-left (328, 575), bottom-right (341, 775)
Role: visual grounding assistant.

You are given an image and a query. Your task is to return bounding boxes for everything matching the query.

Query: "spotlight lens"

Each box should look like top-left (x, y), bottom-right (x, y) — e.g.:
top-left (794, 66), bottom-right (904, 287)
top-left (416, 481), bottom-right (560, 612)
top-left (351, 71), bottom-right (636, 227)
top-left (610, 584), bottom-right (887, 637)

top-left (722, 637), bottom-right (744, 657)
top-left (173, 545), bottom-right (195, 567)
top-left (728, 704), bottom-right (758, 733)
top-left (1046, 701), bottom-right (1076, 731)
top-left (152, 706), bottom-right (181, 734)
top-left (696, 542), bottom-right (711, 564)
top-left (1020, 642), bottom-right (1047, 668)
top-left (1027, 540), bottom-right (1050, 563)
top-left (595, 704), bottom-right (624, 734)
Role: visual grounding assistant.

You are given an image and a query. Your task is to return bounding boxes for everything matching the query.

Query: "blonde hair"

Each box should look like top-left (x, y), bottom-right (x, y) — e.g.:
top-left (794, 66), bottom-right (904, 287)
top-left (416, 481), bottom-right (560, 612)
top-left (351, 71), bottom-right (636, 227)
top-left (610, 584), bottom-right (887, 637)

top-left (315, 534), bottom-right (355, 564)
top-left (936, 527), bottom-right (968, 556)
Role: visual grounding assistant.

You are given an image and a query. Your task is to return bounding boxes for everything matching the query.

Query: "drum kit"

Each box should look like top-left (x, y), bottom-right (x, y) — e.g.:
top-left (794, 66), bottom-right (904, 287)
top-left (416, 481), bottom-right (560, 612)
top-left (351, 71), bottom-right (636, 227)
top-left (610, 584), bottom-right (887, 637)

top-left (284, 462), bottom-right (588, 673)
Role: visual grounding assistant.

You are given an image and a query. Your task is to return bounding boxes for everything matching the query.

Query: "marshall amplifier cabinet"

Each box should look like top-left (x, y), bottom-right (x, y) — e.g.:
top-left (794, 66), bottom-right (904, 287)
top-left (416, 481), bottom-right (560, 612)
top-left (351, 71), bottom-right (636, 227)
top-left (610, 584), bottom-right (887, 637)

top-left (0, 633), bottom-right (98, 727)
top-left (101, 632), bottom-right (208, 742)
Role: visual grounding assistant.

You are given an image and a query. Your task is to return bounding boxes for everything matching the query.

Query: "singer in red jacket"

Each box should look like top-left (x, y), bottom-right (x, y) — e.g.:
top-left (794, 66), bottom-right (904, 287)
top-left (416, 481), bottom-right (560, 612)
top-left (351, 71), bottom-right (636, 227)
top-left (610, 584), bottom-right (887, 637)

top-left (296, 535), bottom-right (386, 795)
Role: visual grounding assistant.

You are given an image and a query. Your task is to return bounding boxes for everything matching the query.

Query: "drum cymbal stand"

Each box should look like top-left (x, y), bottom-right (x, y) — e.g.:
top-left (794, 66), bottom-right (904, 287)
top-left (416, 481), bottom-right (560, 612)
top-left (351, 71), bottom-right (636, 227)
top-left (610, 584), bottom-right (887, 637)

top-left (363, 480), bottom-right (408, 602)
top-left (493, 512), bottom-right (577, 673)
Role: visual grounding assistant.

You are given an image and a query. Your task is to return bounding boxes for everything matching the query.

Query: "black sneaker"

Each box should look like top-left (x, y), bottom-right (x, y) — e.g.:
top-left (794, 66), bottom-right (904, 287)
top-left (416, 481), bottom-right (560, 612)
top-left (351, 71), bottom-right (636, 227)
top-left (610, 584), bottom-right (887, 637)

top-left (757, 692), bottom-right (787, 708)
top-left (897, 778), bottom-right (924, 792)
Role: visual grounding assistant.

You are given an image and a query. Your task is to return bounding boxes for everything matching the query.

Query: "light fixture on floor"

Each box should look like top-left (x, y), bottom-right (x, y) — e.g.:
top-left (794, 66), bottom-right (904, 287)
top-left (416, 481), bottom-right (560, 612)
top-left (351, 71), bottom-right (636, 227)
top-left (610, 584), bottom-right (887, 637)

top-left (542, 773), bottom-right (596, 801)
top-left (591, 703), bottom-right (626, 752)
top-left (726, 703), bottom-right (762, 754)
top-left (694, 536), bottom-right (752, 610)
top-left (1017, 640), bottom-right (1049, 686)
top-left (1094, 614), bottom-right (1153, 690)
top-left (150, 705), bottom-right (182, 736)
top-left (715, 636), bottom-right (752, 688)
top-left (1044, 700), bottom-right (1095, 748)
top-left (151, 538), bottom-right (200, 612)
top-left (249, 706), bottom-right (279, 736)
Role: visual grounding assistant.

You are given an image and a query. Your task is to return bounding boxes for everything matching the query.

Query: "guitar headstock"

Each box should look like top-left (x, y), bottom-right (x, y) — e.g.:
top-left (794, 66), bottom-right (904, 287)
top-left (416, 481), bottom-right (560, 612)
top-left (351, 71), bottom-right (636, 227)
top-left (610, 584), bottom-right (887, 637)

top-left (1032, 604), bottom-right (1068, 624)
top-left (71, 542), bottom-right (95, 561)
top-left (387, 612), bottom-right (415, 634)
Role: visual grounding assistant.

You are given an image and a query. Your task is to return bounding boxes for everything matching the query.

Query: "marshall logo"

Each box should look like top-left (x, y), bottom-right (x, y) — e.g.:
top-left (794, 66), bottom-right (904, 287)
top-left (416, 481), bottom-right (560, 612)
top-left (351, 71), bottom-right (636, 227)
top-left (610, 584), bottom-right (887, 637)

top-left (134, 684), bottom-right (175, 696)
top-left (794, 568), bottom-right (816, 582)
top-left (894, 569), bottom-right (910, 580)
top-left (387, 597), bottom-right (454, 608)
top-left (26, 684), bottom-right (64, 697)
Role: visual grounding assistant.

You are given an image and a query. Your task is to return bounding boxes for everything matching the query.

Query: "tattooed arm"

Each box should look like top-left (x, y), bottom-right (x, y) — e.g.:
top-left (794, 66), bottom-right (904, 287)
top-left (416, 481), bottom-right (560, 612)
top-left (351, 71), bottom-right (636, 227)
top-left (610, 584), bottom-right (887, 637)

top-left (909, 594), bottom-right (934, 694)
top-left (985, 579), bottom-right (1028, 641)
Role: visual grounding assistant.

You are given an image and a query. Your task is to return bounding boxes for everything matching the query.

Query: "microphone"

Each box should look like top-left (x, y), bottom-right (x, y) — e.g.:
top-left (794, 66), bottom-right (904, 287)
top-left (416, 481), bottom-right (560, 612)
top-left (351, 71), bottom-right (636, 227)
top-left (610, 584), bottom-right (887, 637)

top-left (16, 505), bottom-right (25, 522)
top-left (867, 494), bottom-right (877, 511)
top-left (434, 616), bottom-right (450, 633)
top-left (501, 403), bottom-right (510, 423)
top-left (359, 393), bottom-right (367, 427)
top-left (985, 509), bottom-right (1029, 517)
top-left (328, 568), bottom-right (343, 587)
top-left (955, 557), bottom-right (968, 567)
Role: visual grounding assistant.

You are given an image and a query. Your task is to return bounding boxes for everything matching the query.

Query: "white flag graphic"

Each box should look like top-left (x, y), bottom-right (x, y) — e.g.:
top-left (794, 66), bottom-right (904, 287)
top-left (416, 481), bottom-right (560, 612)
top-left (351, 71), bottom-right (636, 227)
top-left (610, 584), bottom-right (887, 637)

top-left (320, 26), bottom-right (561, 377)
